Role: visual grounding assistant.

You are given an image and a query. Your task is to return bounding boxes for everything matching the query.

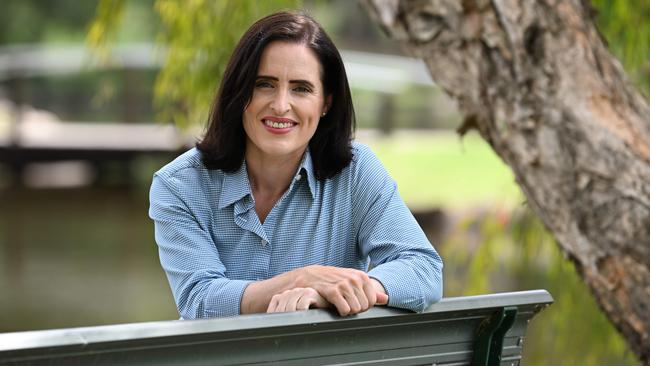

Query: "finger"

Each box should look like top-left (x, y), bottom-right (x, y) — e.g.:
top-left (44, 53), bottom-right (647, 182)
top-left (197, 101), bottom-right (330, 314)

top-left (296, 289), bottom-right (317, 310)
top-left (297, 288), bottom-right (329, 310)
top-left (369, 279), bottom-right (389, 305)
top-left (347, 274), bottom-right (371, 311)
top-left (314, 292), bottom-right (330, 308)
top-left (376, 291), bottom-right (389, 305)
top-left (298, 291), bottom-right (326, 311)
top-left (327, 292), bottom-right (351, 316)
top-left (352, 283), bottom-right (370, 311)
top-left (276, 291), bottom-right (294, 313)
top-left (343, 290), bottom-right (362, 314)
top-left (334, 281), bottom-right (361, 314)
top-left (285, 289), bottom-right (305, 312)
top-left (296, 294), bottom-right (311, 310)
top-left (357, 272), bottom-right (375, 310)
top-left (362, 280), bottom-right (377, 308)
top-left (267, 294), bottom-right (280, 313)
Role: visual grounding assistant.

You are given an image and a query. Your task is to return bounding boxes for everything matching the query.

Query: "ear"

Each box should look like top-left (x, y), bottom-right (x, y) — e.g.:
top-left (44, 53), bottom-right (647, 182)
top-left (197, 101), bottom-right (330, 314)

top-left (323, 95), bottom-right (333, 115)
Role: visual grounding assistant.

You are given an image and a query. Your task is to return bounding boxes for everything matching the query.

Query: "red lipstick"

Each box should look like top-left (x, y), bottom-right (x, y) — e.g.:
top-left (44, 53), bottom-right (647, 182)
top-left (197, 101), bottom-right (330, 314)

top-left (262, 116), bottom-right (297, 134)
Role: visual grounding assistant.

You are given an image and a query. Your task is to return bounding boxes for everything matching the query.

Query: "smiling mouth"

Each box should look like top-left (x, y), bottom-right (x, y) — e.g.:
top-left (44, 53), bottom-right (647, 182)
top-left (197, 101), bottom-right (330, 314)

top-left (263, 119), bottom-right (296, 129)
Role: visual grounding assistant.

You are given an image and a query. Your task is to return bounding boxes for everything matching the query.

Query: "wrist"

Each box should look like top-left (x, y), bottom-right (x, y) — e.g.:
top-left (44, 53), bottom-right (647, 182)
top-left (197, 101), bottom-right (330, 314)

top-left (289, 266), bottom-right (307, 289)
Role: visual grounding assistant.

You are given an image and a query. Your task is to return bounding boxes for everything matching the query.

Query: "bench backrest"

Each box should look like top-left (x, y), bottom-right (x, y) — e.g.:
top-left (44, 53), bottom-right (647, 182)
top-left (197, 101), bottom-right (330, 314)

top-left (0, 289), bottom-right (552, 366)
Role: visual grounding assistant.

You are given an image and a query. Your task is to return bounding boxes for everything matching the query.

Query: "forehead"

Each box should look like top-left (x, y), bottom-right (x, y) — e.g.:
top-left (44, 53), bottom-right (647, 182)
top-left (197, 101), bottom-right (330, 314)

top-left (257, 41), bottom-right (323, 82)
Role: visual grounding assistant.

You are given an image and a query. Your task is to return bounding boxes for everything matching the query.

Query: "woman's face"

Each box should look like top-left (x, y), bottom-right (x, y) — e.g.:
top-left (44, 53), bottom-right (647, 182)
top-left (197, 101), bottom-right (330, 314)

top-left (243, 41), bottom-right (330, 162)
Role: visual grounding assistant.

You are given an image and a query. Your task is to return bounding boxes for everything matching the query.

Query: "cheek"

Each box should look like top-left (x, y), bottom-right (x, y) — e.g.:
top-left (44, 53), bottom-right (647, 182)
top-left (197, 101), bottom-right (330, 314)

top-left (244, 93), bottom-right (262, 115)
top-left (305, 100), bottom-right (325, 119)
top-left (242, 109), bottom-right (252, 129)
top-left (243, 98), bottom-right (260, 123)
top-left (242, 107), bottom-right (257, 137)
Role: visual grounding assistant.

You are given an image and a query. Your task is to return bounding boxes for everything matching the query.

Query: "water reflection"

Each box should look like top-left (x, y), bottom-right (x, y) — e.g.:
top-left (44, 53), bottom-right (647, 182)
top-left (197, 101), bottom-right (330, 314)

top-left (0, 185), bottom-right (178, 331)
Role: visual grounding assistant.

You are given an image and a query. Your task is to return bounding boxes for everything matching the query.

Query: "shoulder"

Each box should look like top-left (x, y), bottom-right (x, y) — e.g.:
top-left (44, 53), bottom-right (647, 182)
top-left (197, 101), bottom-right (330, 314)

top-left (351, 141), bottom-right (374, 161)
top-left (348, 141), bottom-right (389, 180)
top-left (152, 147), bottom-right (223, 193)
top-left (339, 143), bottom-right (398, 227)
top-left (334, 142), bottom-right (394, 201)
top-left (154, 148), bottom-right (206, 181)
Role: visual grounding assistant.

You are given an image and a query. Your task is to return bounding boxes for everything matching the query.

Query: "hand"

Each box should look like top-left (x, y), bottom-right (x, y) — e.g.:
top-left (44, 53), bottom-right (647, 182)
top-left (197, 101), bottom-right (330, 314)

top-left (297, 265), bottom-right (389, 316)
top-left (266, 287), bottom-right (329, 313)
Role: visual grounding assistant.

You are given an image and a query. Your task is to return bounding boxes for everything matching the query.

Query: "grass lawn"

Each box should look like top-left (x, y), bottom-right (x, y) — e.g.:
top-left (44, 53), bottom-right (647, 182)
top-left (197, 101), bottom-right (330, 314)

top-left (356, 130), bottom-right (523, 210)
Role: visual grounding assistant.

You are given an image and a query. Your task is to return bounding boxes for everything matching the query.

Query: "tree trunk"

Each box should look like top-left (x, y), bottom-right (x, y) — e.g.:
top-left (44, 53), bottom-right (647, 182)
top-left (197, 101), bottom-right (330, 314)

top-left (362, 0), bottom-right (650, 362)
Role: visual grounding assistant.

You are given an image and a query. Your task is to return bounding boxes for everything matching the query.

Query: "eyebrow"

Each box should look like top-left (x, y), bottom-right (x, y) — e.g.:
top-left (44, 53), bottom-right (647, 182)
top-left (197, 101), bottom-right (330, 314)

top-left (256, 75), bottom-right (316, 89)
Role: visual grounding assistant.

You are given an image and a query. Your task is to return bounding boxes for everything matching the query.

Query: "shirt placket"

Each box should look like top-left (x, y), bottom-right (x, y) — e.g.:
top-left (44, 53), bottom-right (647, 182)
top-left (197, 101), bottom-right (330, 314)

top-left (233, 195), bottom-right (272, 280)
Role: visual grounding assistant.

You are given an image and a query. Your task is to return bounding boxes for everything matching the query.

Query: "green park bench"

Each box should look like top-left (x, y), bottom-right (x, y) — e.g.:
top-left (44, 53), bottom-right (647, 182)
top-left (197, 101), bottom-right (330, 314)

top-left (0, 289), bottom-right (552, 366)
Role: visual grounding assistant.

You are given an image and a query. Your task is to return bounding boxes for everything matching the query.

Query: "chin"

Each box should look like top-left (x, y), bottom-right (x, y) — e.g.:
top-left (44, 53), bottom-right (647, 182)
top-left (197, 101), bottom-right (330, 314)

top-left (259, 143), bottom-right (302, 158)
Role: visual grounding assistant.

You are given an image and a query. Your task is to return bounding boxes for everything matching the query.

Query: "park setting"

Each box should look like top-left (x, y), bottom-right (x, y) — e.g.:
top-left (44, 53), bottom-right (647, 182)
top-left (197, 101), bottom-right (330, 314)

top-left (0, 0), bottom-right (649, 365)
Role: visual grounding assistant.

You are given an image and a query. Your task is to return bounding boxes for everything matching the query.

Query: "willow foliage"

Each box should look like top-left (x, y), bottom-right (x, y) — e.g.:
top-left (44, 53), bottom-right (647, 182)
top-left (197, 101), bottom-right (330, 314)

top-left (88, 0), bottom-right (301, 127)
top-left (591, 0), bottom-right (650, 94)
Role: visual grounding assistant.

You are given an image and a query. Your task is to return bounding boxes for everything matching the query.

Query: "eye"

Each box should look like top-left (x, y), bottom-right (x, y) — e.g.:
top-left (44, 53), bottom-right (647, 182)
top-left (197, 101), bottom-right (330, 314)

top-left (255, 81), bottom-right (273, 89)
top-left (293, 85), bottom-right (312, 93)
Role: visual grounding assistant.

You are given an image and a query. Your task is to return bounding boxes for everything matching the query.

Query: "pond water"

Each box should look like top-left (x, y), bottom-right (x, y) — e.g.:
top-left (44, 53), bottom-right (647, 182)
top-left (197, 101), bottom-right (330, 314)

top-left (0, 186), bottom-right (178, 332)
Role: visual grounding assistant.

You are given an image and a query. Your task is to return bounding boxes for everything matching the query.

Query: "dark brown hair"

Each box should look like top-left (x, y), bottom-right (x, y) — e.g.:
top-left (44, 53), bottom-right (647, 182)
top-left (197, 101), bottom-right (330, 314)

top-left (196, 11), bottom-right (355, 180)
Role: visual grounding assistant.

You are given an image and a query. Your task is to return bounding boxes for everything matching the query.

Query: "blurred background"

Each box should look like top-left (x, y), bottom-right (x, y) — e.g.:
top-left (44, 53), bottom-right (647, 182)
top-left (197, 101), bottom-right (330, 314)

top-left (0, 1), bottom-right (647, 365)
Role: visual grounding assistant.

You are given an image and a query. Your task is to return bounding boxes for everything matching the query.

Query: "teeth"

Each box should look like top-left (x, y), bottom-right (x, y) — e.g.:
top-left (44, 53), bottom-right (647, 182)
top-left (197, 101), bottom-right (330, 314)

top-left (265, 120), bottom-right (293, 129)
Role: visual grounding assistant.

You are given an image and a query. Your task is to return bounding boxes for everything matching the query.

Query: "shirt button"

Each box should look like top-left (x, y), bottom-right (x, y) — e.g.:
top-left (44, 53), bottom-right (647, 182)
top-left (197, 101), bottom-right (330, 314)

top-left (295, 174), bottom-right (302, 181)
top-left (261, 239), bottom-right (267, 246)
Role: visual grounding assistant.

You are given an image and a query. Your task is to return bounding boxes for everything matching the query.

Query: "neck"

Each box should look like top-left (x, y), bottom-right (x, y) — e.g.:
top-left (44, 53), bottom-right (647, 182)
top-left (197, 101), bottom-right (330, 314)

top-left (245, 149), bottom-right (305, 200)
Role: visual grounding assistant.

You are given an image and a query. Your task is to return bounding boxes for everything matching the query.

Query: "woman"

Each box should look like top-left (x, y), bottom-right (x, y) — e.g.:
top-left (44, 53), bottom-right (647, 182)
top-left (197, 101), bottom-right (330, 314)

top-left (149, 11), bottom-right (443, 319)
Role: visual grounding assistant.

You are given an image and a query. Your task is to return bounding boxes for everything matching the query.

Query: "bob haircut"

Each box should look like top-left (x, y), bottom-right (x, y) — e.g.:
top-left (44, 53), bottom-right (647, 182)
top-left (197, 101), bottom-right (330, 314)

top-left (196, 11), bottom-right (355, 180)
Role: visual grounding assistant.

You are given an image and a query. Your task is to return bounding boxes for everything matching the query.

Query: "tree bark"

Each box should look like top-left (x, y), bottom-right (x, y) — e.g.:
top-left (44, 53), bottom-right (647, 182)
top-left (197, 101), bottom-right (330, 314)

top-left (362, 0), bottom-right (650, 362)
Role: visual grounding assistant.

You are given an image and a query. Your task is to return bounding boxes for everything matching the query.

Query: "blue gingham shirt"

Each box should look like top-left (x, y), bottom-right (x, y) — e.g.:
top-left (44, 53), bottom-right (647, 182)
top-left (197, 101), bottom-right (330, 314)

top-left (149, 142), bottom-right (443, 318)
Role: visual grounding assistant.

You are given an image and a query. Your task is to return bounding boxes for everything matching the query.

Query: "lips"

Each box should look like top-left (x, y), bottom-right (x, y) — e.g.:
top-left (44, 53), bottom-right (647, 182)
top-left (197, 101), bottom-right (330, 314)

top-left (262, 116), bottom-right (297, 131)
top-left (264, 119), bottom-right (294, 129)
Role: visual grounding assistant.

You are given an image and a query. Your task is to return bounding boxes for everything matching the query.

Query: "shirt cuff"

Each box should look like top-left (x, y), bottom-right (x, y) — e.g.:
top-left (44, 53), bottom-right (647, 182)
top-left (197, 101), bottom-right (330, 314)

top-left (203, 279), bottom-right (254, 317)
top-left (368, 262), bottom-right (425, 312)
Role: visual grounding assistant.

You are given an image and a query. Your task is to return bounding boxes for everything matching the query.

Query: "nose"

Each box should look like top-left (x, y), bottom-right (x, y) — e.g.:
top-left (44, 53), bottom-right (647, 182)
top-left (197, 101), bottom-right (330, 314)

top-left (270, 88), bottom-right (290, 115)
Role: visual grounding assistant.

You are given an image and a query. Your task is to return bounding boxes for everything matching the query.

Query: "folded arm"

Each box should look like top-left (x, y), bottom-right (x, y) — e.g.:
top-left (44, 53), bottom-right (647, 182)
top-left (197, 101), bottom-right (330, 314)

top-left (243, 265), bottom-right (387, 315)
top-left (151, 174), bottom-right (388, 318)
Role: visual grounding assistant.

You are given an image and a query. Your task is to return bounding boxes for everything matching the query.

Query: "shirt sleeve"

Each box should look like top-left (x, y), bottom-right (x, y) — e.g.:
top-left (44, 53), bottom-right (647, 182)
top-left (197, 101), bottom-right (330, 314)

top-left (352, 145), bottom-right (443, 312)
top-left (149, 172), bottom-right (252, 319)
